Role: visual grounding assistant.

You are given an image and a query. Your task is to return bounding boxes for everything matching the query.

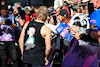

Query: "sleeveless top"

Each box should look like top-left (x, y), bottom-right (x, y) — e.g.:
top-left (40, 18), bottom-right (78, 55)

top-left (23, 20), bottom-right (45, 65)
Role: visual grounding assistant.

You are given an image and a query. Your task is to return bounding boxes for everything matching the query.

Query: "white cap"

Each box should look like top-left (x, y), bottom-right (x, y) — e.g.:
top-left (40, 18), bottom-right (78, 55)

top-left (82, 0), bottom-right (89, 3)
top-left (24, 6), bottom-right (32, 11)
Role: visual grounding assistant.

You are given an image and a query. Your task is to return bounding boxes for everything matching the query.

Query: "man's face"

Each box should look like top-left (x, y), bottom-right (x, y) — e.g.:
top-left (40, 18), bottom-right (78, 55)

top-left (56, 12), bottom-right (62, 23)
top-left (25, 11), bottom-right (31, 15)
top-left (90, 0), bottom-right (97, 9)
top-left (14, 4), bottom-right (21, 13)
top-left (90, 30), bottom-right (100, 45)
top-left (16, 4), bottom-right (21, 8)
top-left (91, 30), bottom-right (100, 40)
top-left (1, 9), bottom-right (9, 17)
top-left (84, 6), bottom-right (88, 14)
top-left (73, 10), bottom-right (77, 15)
top-left (90, 24), bottom-right (100, 39)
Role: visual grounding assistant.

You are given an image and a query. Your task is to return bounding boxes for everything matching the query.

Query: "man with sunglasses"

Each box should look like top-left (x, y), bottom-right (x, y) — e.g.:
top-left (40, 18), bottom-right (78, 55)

top-left (89, 9), bottom-right (100, 45)
top-left (62, 1), bottom-right (100, 66)
top-left (70, 0), bottom-right (100, 46)
top-left (89, 0), bottom-right (100, 44)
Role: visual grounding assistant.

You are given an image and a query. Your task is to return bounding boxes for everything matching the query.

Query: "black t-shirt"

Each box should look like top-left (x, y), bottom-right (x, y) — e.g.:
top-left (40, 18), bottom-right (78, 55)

top-left (23, 20), bottom-right (45, 65)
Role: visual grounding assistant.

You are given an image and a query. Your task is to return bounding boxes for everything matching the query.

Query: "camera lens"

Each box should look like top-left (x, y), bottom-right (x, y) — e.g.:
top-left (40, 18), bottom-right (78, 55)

top-left (17, 7), bottom-right (21, 12)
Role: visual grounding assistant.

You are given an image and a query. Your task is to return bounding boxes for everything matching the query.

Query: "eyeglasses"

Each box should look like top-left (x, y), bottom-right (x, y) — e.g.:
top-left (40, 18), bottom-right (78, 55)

top-left (90, 24), bottom-right (100, 31)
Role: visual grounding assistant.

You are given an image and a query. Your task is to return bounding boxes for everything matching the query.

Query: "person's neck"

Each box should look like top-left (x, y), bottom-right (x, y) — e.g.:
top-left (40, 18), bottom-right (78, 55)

top-left (35, 18), bottom-right (45, 23)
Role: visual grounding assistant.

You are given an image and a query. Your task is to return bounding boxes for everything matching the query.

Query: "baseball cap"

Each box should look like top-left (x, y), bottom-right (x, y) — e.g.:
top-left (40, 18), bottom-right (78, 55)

top-left (49, 7), bottom-right (55, 13)
top-left (59, 9), bottom-right (70, 20)
top-left (24, 6), bottom-right (32, 11)
top-left (90, 9), bottom-right (100, 31)
top-left (72, 4), bottom-right (78, 10)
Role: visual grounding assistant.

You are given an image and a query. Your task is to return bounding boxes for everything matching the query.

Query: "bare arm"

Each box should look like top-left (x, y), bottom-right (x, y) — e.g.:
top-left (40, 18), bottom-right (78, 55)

top-left (41, 25), bottom-right (51, 59)
top-left (44, 26), bottom-right (51, 65)
top-left (41, 25), bottom-right (51, 65)
top-left (19, 21), bottom-right (29, 55)
top-left (45, 29), bottom-right (51, 59)
top-left (42, 26), bottom-right (51, 59)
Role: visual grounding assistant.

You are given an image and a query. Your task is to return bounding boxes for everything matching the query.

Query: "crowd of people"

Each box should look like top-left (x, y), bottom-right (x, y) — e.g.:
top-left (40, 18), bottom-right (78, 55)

top-left (0, 0), bottom-right (100, 67)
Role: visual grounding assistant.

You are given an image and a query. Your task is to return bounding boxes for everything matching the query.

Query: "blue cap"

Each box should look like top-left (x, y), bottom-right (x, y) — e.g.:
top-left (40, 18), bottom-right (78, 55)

top-left (49, 7), bottom-right (55, 14)
top-left (90, 9), bottom-right (100, 31)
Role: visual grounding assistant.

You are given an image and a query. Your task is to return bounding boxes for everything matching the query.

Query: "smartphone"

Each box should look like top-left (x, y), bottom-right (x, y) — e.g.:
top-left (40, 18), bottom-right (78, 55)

top-left (88, 3), bottom-right (94, 16)
top-left (53, 16), bottom-right (57, 25)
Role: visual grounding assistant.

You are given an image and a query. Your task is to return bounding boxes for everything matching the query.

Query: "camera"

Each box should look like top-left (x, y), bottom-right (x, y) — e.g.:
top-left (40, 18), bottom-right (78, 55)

top-left (53, 16), bottom-right (57, 25)
top-left (17, 7), bottom-right (22, 12)
top-left (5, 19), bottom-right (12, 25)
top-left (88, 3), bottom-right (94, 16)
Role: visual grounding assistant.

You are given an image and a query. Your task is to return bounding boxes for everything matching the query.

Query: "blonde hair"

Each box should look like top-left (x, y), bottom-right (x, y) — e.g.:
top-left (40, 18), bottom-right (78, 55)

top-left (14, 2), bottom-right (21, 7)
top-left (37, 6), bottom-right (48, 21)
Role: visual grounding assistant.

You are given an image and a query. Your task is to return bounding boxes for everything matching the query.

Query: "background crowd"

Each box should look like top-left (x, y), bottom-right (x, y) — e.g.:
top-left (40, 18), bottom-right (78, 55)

top-left (0, 0), bottom-right (100, 67)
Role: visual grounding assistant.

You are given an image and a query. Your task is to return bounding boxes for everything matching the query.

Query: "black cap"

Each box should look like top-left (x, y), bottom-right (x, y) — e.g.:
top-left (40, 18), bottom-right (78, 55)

top-left (59, 9), bottom-right (70, 19)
